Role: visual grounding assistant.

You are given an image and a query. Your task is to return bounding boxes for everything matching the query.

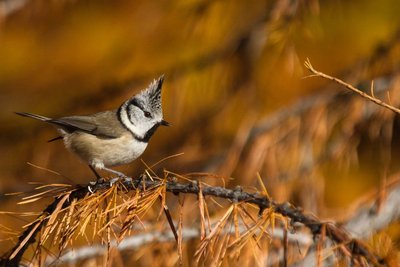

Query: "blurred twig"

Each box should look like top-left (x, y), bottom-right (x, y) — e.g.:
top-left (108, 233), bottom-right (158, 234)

top-left (0, 0), bottom-right (28, 19)
top-left (345, 177), bottom-right (400, 239)
top-left (45, 228), bottom-right (199, 266)
top-left (46, 224), bottom-right (312, 266)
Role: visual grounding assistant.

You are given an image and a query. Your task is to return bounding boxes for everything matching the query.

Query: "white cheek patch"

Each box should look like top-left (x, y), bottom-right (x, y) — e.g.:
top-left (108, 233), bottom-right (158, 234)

top-left (119, 103), bottom-right (152, 139)
top-left (120, 106), bottom-right (140, 135)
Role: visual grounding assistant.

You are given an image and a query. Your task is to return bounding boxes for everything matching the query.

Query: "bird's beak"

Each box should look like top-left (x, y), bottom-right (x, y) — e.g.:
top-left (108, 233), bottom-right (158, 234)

top-left (160, 120), bottom-right (170, 126)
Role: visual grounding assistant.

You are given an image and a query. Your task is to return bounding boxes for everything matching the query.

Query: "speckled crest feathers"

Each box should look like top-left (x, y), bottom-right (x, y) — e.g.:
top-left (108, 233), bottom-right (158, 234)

top-left (136, 75), bottom-right (164, 111)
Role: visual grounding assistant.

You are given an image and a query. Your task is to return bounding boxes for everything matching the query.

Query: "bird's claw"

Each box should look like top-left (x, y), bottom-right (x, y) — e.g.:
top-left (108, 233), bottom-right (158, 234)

top-left (88, 181), bottom-right (97, 193)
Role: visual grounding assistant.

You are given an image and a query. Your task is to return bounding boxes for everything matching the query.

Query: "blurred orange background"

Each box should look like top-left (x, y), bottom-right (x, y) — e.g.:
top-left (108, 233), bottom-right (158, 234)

top-left (1, 0), bottom-right (400, 260)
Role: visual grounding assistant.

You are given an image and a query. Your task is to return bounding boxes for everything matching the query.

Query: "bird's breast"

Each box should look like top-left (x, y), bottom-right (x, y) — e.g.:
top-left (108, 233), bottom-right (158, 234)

top-left (63, 132), bottom-right (148, 167)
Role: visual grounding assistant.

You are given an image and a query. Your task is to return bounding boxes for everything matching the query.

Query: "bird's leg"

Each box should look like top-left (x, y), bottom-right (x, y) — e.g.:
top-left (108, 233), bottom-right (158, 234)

top-left (89, 162), bottom-right (129, 187)
top-left (86, 165), bottom-right (102, 193)
top-left (88, 165), bottom-right (103, 181)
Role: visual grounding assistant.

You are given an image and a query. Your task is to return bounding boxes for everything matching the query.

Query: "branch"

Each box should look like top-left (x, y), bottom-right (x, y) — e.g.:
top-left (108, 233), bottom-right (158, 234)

top-left (1, 176), bottom-right (386, 266)
top-left (46, 225), bottom-right (312, 266)
top-left (293, 177), bottom-right (400, 266)
top-left (0, 0), bottom-right (28, 19)
top-left (345, 182), bottom-right (400, 239)
top-left (45, 228), bottom-right (199, 266)
top-left (304, 58), bottom-right (400, 115)
top-left (45, 223), bottom-right (313, 266)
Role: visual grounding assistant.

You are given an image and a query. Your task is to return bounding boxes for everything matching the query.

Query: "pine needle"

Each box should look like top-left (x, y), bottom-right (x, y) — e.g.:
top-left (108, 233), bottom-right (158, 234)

top-left (9, 220), bottom-right (42, 259)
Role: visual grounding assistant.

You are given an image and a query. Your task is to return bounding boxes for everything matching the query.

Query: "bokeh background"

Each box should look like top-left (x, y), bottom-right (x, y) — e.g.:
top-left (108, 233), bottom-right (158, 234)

top-left (1, 0), bottom-right (400, 265)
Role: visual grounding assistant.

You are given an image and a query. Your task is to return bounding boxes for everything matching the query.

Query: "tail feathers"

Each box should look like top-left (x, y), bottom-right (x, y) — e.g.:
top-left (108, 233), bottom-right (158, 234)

top-left (15, 112), bottom-right (51, 122)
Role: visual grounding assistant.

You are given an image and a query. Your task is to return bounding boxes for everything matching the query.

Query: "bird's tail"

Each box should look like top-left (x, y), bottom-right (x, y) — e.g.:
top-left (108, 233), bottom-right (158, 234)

top-left (15, 112), bottom-right (51, 122)
top-left (15, 112), bottom-right (63, 142)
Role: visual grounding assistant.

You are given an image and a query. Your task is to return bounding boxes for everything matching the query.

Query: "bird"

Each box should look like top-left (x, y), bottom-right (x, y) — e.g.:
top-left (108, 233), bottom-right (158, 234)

top-left (15, 75), bottom-right (169, 180)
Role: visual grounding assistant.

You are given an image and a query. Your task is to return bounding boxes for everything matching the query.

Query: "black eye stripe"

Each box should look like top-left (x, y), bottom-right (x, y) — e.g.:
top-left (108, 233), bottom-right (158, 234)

top-left (129, 98), bottom-right (145, 111)
top-left (129, 98), bottom-right (153, 118)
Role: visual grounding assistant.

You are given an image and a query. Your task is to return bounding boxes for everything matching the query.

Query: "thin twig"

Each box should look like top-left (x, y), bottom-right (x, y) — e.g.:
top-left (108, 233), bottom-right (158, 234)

top-left (304, 58), bottom-right (400, 114)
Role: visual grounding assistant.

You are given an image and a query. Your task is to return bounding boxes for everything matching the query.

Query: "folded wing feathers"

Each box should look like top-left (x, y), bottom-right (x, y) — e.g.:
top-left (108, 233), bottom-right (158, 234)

top-left (15, 112), bottom-right (118, 139)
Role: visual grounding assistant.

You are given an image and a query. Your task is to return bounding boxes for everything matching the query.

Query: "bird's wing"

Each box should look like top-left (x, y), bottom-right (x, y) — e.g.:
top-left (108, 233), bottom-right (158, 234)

top-left (52, 111), bottom-right (121, 139)
top-left (16, 111), bottom-right (122, 139)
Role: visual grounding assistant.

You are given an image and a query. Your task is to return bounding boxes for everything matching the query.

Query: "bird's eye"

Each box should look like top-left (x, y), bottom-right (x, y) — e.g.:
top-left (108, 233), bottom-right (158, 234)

top-left (144, 111), bottom-right (152, 118)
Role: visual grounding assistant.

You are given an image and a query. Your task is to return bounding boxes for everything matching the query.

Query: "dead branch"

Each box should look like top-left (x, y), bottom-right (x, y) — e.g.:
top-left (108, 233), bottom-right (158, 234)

top-left (0, 0), bottom-right (28, 19)
top-left (292, 177), bottom-right (400, 266)
top-left (45, 228), bottom-right (199, 266)
top-left (1, 176), bottom-right (386, 267)
top-left (47, 223), bottom-right (313, 265)
top-left (304, 59), bottom-right (400, 115)
top-left (346, 183), bottom-right (400, 239)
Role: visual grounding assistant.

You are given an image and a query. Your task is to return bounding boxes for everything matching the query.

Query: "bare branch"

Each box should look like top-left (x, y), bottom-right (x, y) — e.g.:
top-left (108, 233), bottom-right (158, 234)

top-left (304, 58), bottom-right (400, 114)
top-left (45, 225), bottom-right (312, 266)
top-left (0, 0), bottom-right (28, 19)
top-left (293, 177), bottom-right (400, 266)
top-left (45, 228), bottom-right (198, 266)
top-left (345, 182), bottom-right (400, 239)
